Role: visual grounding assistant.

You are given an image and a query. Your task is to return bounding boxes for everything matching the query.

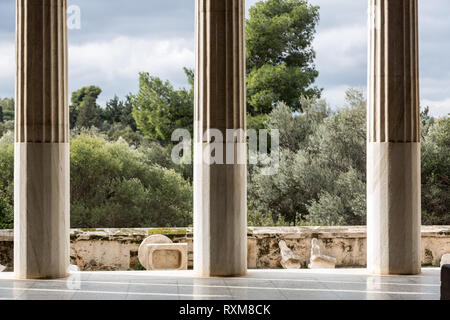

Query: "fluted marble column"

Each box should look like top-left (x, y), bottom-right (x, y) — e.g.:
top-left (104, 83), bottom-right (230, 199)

top-left (194, 0), bottom-right (247, 276)
top-left (367, 0), bottom-right (421, 275)
top-left (14, 0), bottom-right (70, 279)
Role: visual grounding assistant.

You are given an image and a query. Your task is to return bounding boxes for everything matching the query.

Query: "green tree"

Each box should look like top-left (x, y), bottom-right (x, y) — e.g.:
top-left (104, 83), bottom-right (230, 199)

top-left (71, 86), bottom-right (102, 108)
top-left (106, 123), bottom-right (147, 147)
top-left (184, 67), bottom-right (195, 97)
top-left (297, 90), bottom-right (367, 225)
top-left (0, 98), bottom-right (14, 122)
top-left (70, 86), bottom-right (103, 129)
top-left (421, 116), bottom-right (450, 225)
top-left (132, 69), bottom-right (193, 142)
top-left (249, 89), bottom-right (366, 226)
top-left (0, 127), bottom-right (194, 229)
top-left (104, 95), bottom-right (137, 131)
top-left (0, 187), bottom-right (13, 229)
top-left (0, 132), bottom-right (14, 195)
top-left (104, 96), bottom-right (122, 124)
top-left (246, 0), bottom-right (321, 114)
top-left (0, 121), bottom-right (14, 139)
top-left (0, 132), bottom-right (14, 229)
top-left (70, 133), bottom-right (193, 228)
top-left (264, 96), bottom-right (329, 152)
top-left (420, 106), bottom-right (435, 139)
top-left (76, 95), bottom-right (103, 129)
top-left (247, 114), bottom-right (269, 132)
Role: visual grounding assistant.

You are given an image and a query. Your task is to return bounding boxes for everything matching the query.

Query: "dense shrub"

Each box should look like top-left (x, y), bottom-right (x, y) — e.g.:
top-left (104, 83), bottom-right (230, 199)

top-left (70, 134), bottom-right (193, 228)
top-left (249, 89), bottom-right (449, 226)
top-left (421, 117), bottom-right (450, 225)
top-left (0, 131), bottom-right (14, 229)
top-left (0, 88), bottom-right (448, 228)
top-left (0, 131), bottom-right (193, 229)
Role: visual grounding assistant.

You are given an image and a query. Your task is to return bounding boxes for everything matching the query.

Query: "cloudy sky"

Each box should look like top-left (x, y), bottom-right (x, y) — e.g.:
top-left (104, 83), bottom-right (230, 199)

top-left (0, 0), bottom-right (449, 116)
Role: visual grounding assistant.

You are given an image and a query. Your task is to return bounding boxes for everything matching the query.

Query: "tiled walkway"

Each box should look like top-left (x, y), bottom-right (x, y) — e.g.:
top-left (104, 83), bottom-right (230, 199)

top-left (0, 268), bottom-right (441, 300)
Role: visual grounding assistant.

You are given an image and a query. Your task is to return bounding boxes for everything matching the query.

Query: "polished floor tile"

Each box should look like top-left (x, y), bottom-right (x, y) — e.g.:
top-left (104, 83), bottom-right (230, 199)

top-left (71, 292), bottom-right (128, 300)
top-left (0, 268), bottom-right (441, 300)
top-left (228, 288), bottom-right (286, 300)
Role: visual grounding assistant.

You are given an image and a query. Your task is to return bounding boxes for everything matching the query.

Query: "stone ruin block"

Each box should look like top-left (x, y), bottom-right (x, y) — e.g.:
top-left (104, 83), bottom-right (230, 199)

top-left (308, 238), bottom-right (337, 269)
top-left (138, 235), bottom-right (188, 271)
top-left (146, 244), bottom-right (188, 270)
top-left (309, 257), bottom-right (336, 269)
top-left (279, 240), bottom-right (301, 269)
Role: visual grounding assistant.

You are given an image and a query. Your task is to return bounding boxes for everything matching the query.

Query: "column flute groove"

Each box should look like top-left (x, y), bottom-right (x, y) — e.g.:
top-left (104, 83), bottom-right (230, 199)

top-left (368, 0), bottom-right (420, 144)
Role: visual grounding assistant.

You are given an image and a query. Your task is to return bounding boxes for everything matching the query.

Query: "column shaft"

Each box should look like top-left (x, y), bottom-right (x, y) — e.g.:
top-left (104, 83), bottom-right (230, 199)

top-left (367, 0), bottom-right (421, 275)
top-left (14, 0), bottom-right (70, 279)
top-left (194, 0), bottom-right (247, 277)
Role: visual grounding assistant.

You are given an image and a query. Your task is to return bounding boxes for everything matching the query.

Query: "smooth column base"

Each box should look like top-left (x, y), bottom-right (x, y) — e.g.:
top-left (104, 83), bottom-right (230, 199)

top-left (367, 142), bottom-right (421, 275)
top-left (14, 143), bottom-right (70, 279)
top-left (193, 142), bottom-right (247, 277)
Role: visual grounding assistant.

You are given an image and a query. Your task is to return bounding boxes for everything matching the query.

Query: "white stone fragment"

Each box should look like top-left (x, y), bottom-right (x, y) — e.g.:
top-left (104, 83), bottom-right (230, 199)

top-left (279, 240), bottom-right (301, 269)
top-left (68, 264), bottom-right (80, 273)
top-left (308, 238), bottom-right (337, 269)
top-left (146, 243), bottom-right (188, 270)
top-left (138, 235), bottom-right (187, 270)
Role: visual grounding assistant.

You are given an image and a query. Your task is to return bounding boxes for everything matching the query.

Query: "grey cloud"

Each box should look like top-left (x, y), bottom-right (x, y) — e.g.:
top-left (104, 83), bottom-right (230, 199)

top-left (0, 0), bottom-right (449, 115)
top-left (68, 0), bottom-right (195, 43)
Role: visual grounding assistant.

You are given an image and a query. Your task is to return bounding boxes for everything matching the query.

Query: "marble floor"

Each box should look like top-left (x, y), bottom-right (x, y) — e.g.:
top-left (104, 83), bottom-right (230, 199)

top-left (0, 268), bottom-right (441, 300)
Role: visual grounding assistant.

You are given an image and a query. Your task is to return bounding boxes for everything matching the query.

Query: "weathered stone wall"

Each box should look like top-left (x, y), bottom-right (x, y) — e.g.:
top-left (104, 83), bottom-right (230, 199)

top-left (248, 227), bottom-right (367, 269)
top-left (1, 226), bottom-right (449, 271)
top-left (69, 228), bottom-right (193, 271)
top-left (0, 230), bottom-right (13, 271)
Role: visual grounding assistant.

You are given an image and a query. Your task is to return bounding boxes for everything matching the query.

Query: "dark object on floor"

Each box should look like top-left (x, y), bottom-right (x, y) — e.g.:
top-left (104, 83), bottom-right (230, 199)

top-left (442, 265), bottom-right (450, 300)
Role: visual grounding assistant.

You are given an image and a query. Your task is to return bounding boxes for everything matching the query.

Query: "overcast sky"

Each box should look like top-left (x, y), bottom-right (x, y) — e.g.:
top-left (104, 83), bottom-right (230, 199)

top-left (0, 0), bottom-right (449, 117)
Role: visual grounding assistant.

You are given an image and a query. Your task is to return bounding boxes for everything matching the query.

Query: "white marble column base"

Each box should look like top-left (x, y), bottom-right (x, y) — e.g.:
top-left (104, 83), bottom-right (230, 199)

top-left (367, 142), bottom-right (421, 275)
top-left (14, 143), bottom-right (70, 279)
top-left (193, 142), bottom-right (247, 277)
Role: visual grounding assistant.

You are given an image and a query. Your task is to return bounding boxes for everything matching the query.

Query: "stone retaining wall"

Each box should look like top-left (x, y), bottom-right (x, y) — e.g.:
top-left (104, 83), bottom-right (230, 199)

top-left (1, 226), bottom-right (449, 271)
